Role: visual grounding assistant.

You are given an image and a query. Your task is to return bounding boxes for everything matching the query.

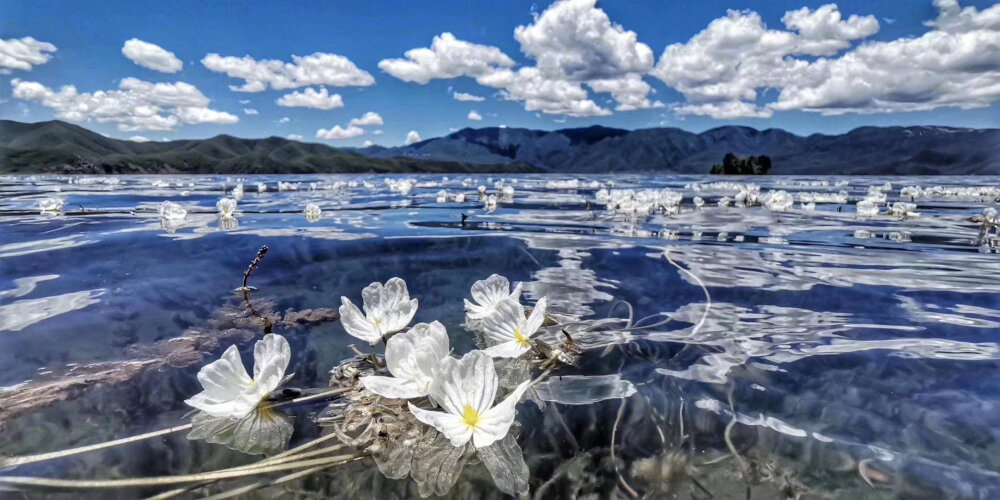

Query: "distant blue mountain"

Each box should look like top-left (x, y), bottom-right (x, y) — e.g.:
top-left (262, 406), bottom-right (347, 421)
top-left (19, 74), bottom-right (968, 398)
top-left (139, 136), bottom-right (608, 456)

top-left (353, 124), bottom-right (1000, 175)
top-left (3, 119), bottom-right (997, 174)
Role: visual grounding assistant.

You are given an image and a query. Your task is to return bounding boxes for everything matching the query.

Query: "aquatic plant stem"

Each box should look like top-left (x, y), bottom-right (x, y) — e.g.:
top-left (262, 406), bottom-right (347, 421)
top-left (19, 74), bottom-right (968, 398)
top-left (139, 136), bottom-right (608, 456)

top-left (1, 387), bottom-right (351, 471)
top-left (0, 423), bottom-right (192, 469)
top-left (611, 397), bottom-right (639, 499)
top-left (664, 247), bottom-right (710, 337)
top-left (0, 454), bottom-right (360, 490)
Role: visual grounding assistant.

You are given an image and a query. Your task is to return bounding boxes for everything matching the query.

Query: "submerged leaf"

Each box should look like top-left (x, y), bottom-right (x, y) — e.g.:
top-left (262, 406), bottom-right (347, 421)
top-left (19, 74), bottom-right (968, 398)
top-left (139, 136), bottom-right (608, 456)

top-left (532, 374), bottom-right (636, 405)
top-left (187, 407), bottom-right (293, 455)
top-left (411, 428), bottom-right (470, 498)
top-left (373, 437), bottom-right (415, 480)
top-left (478, 433), bottom-right (530, 496)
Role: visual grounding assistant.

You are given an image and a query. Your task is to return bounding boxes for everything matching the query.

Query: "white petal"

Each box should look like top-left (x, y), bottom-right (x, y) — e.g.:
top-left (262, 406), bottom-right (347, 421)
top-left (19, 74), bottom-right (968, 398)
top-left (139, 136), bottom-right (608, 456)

top-left (524, 296), bottom-right (547, 337)
top-left (428, 351), bottom-right (498, 416)
top-left (195, 345), bottom-right (252, 401)
top-left (383, 297), bottom-right (418, 334)
top-left (384, 322), bottom-right (448, 386)
top-left (252, 334), bottom-right (291, 393)
top-left (474, 380), bottom-right (530, 448)
top-left (384, 277), bottom-right (410, 305)
top-left (408, 403), bottom-right (473, 447)
top-left (483, 341), bottom-right (530, 359)
top-left (509, 281), bottom-right (523, 301)
top-left (361, 280), bottom-right (385, 318)
top-left (339, 297), bottom-right (381, 343)
top-left (471, 274), bottom-right (510, 307)
top-left (185, 393), bottom-right (257, 419)
top-left (481, 298), bottom-right (524, 345)
top-left (360, 376), bottom-right (427, 399)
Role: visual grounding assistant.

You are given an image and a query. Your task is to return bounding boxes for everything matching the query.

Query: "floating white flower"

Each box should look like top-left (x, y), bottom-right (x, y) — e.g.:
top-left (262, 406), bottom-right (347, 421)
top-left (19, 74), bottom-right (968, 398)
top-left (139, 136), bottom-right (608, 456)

top-left (856, 198), bottom-right (879, 218)
top-left (232, 183), bottom-right (244, 201)
top-left (339, 277), bottom-right (418, 344)
top-left (39, 197), bottom-right (64, 213)
top-left (303, 202), bottom-right (322, 223)
top-left (481, 296), bottom-right (547, 358)
top-left (257, 182), bottom-right (267, 193)
top-left (436, 190), bottom-right (449, 203)
top-left (360, 321), bottom-right (449, 399)
top-left (464, 274), bottom-right (523, 321)
top-left (693, 196), bottom-right (704, 209)
top-left (217, 197), bottom-right (237, 219)
top-left (484, 194), bottom-right (498, 211)
top-left (185, 334), bottom-right (292, 419)
top-left (408, 350), bottom-right (530, 448)
top-left (158, 200), bottom-right (187, 221)
top-left (454, 193), bottom-right (467, 202)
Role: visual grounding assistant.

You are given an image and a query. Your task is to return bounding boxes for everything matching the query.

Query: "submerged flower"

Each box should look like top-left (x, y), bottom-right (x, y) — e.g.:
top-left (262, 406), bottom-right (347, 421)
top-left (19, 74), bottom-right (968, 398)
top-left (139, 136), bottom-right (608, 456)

top-left (340, 277), bottom-right (418, 344)
top-left (185, 334), bottom-right (292, 419)
top-left (464, 274), bottom-right (523, 321)
top-left (408, 350), bottom-right (530, 448)
top-left (217, 197), bottom-right (238, 219)
top-left (481, 296), bottom-right (547, 358)
top-left (360, 321), bottom-right (450, 399)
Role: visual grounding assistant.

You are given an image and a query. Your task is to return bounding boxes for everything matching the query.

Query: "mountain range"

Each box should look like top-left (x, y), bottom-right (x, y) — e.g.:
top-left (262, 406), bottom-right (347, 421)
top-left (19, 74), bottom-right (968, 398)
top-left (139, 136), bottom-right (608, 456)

top-left (2, 119), bottom-right (998, 175)
top-left (0, 120), bottom-right (534, 175)
top-left (356, 124), bottom-right (1000, 175)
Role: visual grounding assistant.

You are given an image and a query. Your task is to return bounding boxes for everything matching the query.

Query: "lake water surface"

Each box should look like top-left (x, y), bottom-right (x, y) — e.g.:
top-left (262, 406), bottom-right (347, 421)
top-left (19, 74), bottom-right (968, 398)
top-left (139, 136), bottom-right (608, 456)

top-left (1, 174), bottom-right (999, 498)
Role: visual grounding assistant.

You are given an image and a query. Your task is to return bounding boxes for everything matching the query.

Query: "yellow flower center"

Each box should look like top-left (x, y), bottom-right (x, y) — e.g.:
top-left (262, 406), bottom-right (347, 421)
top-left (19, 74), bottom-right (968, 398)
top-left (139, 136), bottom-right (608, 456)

top-left (514, 327), bottom-right (530, 347)
top-left (374, 318), bottom-right (382, 328)
top-left (462, 405), bottom-right (481, 429)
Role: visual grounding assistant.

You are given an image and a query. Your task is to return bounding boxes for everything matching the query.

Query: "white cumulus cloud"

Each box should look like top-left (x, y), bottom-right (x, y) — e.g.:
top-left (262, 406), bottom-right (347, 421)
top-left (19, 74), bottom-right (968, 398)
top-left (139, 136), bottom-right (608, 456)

top-left (121, 38), bottom-right (183, 73)
top-left (363, 140), bottom-right (374, 147)
top-left (243, 108), bottom-right (258, 115)
top-left (378, 32), bottom-right (515, 84)
top-left (316, 125), bottom-right (364, 140)
top-left (287, 134), bottom-right (303, 141)
top-left (467, 110), bottom-right (482, 120)
top-left (202, 52), bottom-right (374, 92)
top-left (11, 77), bottom-right (238, 131)
top-left (129, 135), bottom-right (150, 142)
top-left (652, 1), bottom-right (1000, 118)
top-left (514, 0), bottom-right (653, 81)
top-left (348, 111), bottom-right (383, 126)
top-left (453, 91), bottom-right (485, 102)
top-left (0, 37), bottom-right (56, 73)
top-left (275, 87), bottom-right (344, 109)
top-left (404, 130), bottom-right (421, 145)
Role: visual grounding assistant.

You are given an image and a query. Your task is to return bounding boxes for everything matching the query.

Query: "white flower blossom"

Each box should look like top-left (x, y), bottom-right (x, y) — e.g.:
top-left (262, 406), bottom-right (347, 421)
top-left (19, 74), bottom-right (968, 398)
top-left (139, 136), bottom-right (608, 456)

top-left (481, 297), bottom-right (547, 358)
top-left (303, 202), bottom-right (322, 223)
top-left (339, 277), bottom-right (418, 344)
top-left (257, 182), bottom-right (267, 193)
top-left (408, 350), bottom-right (530, 449)
top-left (185, 334), bottom-right (292, 419)
top-left (464, 274), bottom-right (523, 321)
top-left (217, 197), bottom-right (237, 219)
top-left (39, 197), bottom-right (64, 213)
top-left (360, 321), bottom-right (449, 399)
top-left (232, 183), bottom-right (244, 201)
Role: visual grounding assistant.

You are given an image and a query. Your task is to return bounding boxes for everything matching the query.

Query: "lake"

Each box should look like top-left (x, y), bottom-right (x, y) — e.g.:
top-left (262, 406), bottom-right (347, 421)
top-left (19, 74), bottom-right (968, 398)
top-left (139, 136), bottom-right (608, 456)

top-left (1, 173), bottom-right (999, 498)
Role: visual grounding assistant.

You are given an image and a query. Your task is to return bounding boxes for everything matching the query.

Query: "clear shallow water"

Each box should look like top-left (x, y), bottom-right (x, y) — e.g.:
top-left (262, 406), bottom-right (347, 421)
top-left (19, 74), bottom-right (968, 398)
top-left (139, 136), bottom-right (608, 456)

top-left (1, 174), bottom-right (999, 498)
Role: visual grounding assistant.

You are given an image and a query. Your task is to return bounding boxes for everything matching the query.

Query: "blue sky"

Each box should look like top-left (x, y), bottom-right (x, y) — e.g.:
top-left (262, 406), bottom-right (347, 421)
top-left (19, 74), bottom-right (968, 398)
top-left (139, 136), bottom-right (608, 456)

top-left (1, 0), bottom-right (998, 146)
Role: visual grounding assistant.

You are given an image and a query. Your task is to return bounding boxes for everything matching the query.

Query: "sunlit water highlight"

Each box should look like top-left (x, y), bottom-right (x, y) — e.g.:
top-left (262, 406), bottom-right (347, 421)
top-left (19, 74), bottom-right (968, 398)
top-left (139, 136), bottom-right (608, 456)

top-left (1, 174), bottom-right (999, 498)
